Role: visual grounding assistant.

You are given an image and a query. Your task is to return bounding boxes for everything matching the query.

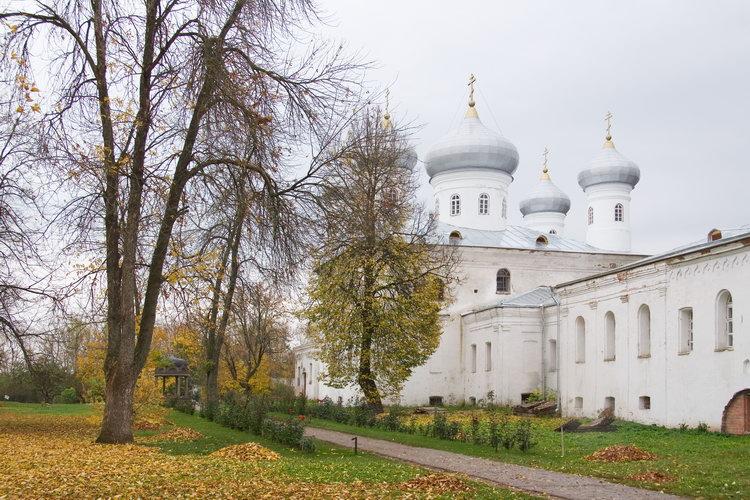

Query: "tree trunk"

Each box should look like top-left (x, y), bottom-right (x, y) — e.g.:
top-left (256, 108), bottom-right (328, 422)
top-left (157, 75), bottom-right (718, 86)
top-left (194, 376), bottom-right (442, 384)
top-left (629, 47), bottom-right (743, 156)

top-left (205, 346), bottom-right (221, 409)
top-left (357, 265), bottom-right (383, 413)
top-left (96, 365), bottom-right (135, 443)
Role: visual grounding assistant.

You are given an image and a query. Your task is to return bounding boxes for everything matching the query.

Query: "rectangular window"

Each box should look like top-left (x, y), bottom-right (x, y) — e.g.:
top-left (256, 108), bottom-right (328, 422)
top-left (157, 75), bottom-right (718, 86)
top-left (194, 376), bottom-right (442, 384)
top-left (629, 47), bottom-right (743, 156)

top-left (309, 363), bottom-right (313, 384)
top-left (548, 339), bottom-right (557, 371)
top-left (678, 308), bottom-right (693, 354)
top-left (470, 344), bottom-right (477, 373)
top-left (485, 342), bottom-right (492, 371)
top-left (727, 301), bottom-right (734, 347)
top-left (574, 397), bottom-right (583, 409)
top-left (639, 396), bottom-right (651, 410)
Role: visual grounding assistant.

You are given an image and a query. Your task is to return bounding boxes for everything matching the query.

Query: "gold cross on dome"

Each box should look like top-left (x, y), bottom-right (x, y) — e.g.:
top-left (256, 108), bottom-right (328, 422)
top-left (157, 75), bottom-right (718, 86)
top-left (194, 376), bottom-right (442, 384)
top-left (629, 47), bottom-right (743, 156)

top-left (605, 111), bottom-right (613, 138)
top-left (542, 147), bottom-right (550, 170)
top-left (468, 73), bottom-right (476, 106)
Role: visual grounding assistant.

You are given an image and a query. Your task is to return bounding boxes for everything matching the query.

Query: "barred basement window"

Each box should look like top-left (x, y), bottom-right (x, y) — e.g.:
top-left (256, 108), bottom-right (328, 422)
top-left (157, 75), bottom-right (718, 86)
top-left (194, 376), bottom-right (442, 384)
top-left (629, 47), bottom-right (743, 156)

top-left (639, 396), bottom-right (651, 410)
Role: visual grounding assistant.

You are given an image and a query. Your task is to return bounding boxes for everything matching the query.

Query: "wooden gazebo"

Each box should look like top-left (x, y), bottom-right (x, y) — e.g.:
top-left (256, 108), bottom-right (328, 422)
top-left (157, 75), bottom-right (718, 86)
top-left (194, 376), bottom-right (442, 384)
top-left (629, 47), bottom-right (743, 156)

top-left (154, 356), bottom-right (191, 398)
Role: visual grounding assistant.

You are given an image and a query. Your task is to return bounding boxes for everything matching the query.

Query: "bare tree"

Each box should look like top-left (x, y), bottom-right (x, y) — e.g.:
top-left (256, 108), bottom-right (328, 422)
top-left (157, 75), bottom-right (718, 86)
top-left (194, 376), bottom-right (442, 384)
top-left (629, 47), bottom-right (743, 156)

top-left (1, 0), bottom-right (363, 442)
top-left (223, 281), bottom-right (289, 395)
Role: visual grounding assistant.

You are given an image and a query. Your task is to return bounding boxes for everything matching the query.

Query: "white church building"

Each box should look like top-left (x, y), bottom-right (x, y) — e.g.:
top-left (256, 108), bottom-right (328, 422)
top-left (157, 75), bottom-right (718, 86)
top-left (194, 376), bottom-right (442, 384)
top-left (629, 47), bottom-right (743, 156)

top-left (294, 83), bottom-right (750, 434)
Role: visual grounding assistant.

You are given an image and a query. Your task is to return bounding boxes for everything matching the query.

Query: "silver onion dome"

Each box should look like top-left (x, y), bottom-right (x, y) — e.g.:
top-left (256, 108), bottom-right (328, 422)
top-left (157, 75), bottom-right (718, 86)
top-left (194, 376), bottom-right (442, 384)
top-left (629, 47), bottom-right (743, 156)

top-left (578, 137), bottom-right (640, 190)
top-left (424, 105), bottom-right (519, 179)
top-left (519, 169), bottom-right (571, 216)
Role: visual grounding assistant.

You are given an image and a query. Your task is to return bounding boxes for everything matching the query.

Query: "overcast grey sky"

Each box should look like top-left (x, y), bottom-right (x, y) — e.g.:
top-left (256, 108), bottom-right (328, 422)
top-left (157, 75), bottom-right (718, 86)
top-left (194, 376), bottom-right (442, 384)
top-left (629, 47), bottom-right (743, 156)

top-left (315, 0), bottom-right (750, 254)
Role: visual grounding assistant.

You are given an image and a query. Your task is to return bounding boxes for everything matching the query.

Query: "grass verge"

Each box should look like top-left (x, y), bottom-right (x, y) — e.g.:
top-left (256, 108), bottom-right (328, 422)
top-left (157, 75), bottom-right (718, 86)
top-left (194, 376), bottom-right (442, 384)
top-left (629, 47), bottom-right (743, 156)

top-left (299, 413), bottom-right (750, 498)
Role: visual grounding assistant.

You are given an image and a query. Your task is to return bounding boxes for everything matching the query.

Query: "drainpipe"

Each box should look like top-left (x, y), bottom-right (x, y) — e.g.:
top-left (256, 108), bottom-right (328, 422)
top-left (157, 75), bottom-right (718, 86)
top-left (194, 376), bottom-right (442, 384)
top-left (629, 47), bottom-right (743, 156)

top-left (541, 304), bottom-right (547, 400)
top-left (550, 290), bottom-right (562, 413)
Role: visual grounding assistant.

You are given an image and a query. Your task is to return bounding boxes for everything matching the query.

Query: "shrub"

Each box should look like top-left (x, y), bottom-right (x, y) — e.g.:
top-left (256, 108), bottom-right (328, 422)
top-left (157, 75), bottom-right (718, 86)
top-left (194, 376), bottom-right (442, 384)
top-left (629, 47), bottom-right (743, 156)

top-left (261, 416), bottom-right (305, 447)
top-left (298, 436), bottom-right (317, 454)
top-left (515, 419), bottom-right (536, 452)
top-left (431, 412), bottom-right (458, 440)
top-left (488, 417), bottom-right (500, 451)
top-left (349, 400), bottom-right (377, 427)
top-left (294, 393), bottom-right (307, 415)
top-left (200, 401), bottom-right (218, 421)
top-left (379, 405), bottom-right (405, 432)
top-left (54, 387), bottom-right (79, 404)
top-left (696, 422), bottom-right (709, 433)
top-left (470, 415), bottom-right (482, 445)
top-left (499, 416), bottom-right (515, 450)
top-left (245, 396), bottom-right (269, 435)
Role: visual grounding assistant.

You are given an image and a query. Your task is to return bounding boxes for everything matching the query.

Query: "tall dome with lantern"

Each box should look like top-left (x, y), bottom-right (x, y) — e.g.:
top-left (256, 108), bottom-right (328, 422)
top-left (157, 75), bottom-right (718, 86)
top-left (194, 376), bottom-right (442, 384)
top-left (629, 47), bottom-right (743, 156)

top-left (424, 75), bottom-right (519, 231)
top-left (579, 113), bottom-right (641, 252)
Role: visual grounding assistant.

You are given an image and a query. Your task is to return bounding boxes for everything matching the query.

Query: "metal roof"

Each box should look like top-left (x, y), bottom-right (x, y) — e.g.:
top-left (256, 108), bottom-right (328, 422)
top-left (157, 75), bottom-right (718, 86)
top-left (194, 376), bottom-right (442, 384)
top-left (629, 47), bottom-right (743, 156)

top-left (462, 286), bottom-right (557, 316)
top-left (436, 221), bottom-right (627, 254)
top-left (424, 108), bottom-right (519, 179)
top-left (555, 226), bottom-right (750, 288)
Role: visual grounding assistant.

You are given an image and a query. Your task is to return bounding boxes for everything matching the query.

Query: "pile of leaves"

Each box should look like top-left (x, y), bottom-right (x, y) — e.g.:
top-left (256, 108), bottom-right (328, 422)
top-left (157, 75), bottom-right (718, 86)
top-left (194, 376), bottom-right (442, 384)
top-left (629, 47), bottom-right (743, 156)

top-left (210, 442), bottom-right (280, 462)
top-left (145, 426), bottom-right (204, 442)
top-left (627, 471), bottom-right (676, 484)
top-left (134, 405), bottom-right (170, 430)
top-left (399, 473), bottom-right (474, 494)
top-left (585, 444), bottom-right (657, 462)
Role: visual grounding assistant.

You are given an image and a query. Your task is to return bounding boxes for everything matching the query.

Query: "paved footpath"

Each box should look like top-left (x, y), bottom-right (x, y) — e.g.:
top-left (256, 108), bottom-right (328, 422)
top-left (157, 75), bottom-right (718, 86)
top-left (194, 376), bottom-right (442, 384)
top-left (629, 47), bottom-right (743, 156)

top-left (305, 427), bottom-right (684, 500)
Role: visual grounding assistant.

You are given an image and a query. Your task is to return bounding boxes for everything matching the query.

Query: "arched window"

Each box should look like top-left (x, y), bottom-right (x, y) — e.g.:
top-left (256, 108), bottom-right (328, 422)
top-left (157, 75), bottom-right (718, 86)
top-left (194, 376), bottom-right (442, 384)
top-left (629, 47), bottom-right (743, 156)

top-left (496, 268), bottom-right (510, 294)
top-left (604, 311), bottom-right (616, 361)
top-left (587, 206), bottom-right (594, 225)
top-left (638, 305), bottom-right (651, 357)
top-left (716, 290), bottom-right (734, 349)
top-left (535, 234), bottom-right (548, 246)
top-left (549, 229), bottom-right (557, 235)
top-left (575, 316), bottom-right (586, 363)
top-left (449, 230), bottom-right (462, 245)
top-left (436, 279), bottom-right (446, 301)
top-left (501, 198), bottom-right (507, 218)
top-left (478, 193), bottom-right (489, 215)
top-left (614, 203), bottom-right (624, 222)
top-left (450, 194), bottom-right (460, 216)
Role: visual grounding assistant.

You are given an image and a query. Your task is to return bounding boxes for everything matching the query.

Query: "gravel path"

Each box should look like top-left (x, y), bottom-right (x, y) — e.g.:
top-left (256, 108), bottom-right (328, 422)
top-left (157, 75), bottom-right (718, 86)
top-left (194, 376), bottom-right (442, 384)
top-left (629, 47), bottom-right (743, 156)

top-left (305, 427), bottom-right (684, 499)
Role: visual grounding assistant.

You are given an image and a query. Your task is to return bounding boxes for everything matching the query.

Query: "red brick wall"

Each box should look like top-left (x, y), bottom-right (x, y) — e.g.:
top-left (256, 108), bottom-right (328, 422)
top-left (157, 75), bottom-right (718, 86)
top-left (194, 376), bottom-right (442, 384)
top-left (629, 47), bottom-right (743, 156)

top-left (722, 390), bottom-right (750, 435)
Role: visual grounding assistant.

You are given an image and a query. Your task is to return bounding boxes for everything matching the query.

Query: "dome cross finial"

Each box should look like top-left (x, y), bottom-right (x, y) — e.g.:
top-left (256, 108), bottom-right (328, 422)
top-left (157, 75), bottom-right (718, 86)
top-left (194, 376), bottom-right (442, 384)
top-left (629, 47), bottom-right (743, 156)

top-left (541, 147), bottom-right (551, 180)
top-left (468, 73), bottom-right (476, 107)
top-left (381, 89), bottom-right (393, 129)
top-left (604, 111), bottom-right (613, 140)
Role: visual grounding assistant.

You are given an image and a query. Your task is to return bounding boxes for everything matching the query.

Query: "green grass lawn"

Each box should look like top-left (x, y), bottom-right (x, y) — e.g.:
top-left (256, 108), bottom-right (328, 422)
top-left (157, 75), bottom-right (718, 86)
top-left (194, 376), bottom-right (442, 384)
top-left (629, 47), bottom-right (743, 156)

top-left (299, 413), bottom-right (750, 498)
top-left (0, 401), bottom-right (94, 416)
top-left (0, 402), bottom-right (537, 499)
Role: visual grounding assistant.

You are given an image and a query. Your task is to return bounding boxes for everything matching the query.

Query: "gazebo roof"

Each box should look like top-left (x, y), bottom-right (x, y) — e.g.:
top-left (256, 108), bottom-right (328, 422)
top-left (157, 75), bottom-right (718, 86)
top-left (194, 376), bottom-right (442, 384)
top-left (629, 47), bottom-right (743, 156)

top-left (154, 355), bottom-right (190, 377)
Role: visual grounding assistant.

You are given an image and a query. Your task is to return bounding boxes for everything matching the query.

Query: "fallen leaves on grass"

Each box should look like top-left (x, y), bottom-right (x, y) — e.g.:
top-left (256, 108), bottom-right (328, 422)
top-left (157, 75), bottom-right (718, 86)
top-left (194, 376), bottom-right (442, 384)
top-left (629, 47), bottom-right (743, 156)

top-left (399, 473), bottom-right (473, 494)
top-left (0, 410), bottom-right (483, 498)
top-left (585, 444), bottom-right (656, 462)
top-left (145, 426), bottom-right (204, 442)
top-left (210, 442), bottom-right (280, 462)
top-left (627, 471), bottom-right (676, 484)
